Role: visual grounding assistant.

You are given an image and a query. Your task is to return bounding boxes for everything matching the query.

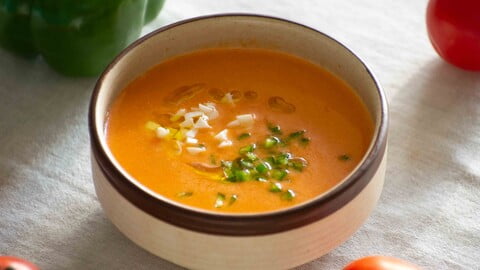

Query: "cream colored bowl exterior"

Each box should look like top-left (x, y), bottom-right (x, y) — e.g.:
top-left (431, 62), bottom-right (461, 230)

top-left (90, 15), bottom-right (388, 270)
top-left (92, 154), bottom-right (385, 270)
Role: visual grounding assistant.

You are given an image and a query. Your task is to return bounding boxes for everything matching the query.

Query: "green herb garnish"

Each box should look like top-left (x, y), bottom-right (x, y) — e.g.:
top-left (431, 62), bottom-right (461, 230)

top-left (239, 144), bottom-right (256, 154)
top-left (244, 152), bottom-right (258, 161)
top-left (269, 182), bottom-right (283, 193)
top-left (234, 169), bottom-right (252, 182)
top-left (268, 123), bottom-right (282, 135)
top-left (177, 191), bottom-right (193, 198)
top-left (265, 156), bottom-right (276, 167)
top-left (275, 152), bottom-right (292, 166)
top-left (215, 193), bottom-right (226, 208)
top-left (255, 161), bottom-right (272, 174)
top-left (223, 158), bottom-right (255, 182)
top-left (281, 189), bottom-right (296, 201)
top-left (239, 159), bottom-right (254, 169)
top-left (223, 169), bottom-right (235, 180)
top-left (221, 161), bottom-right (235, 180)
top-left (238, 133), bottom-right (251, 140)
top-left (287, 130), bottom-right (305, 140)
top-left (270, 169), bottom-right (289, 180)
top-left (264, 136), bottom-right (280, 148)
top-left (299, 137), bottom-right (310, 146)
top-left (338, 154), bottom-right (351, 161)
top-left (285, 130), bottom-right (310, 147)
top-left (289, 157), bottom-right (308, 171)
top-left (221, 160), bottom-right (232, 167)
top-left (229, 194), bottom-right (238, 205)
top-left (217, 123), bottom-right (309, 200)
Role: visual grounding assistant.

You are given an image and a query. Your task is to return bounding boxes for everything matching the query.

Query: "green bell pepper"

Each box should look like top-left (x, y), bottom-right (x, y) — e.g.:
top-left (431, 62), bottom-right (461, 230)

top-left (0, 0), bottom-right (165, 76)
top-left (145, 0), bottom-right (165, 24)
top-left (0, 0), bottom-right (36, 57)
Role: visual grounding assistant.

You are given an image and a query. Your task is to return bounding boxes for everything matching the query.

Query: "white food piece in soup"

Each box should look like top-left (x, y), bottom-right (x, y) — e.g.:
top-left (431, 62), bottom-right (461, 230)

top-left (185, 128), bottom-right (198, 138)
top-left (194, 117), bottom-right (211, 129)
top-left (180, 117), bottom-right (194, 128)
top-left (227, 114), bottom-right (256, 128)
top-left (236, 114), bottom-right (255, 127)
top-left (173, 108), bottom-right (186, 117)
top-left (227, 119), bottom-right (240, 127)
top-left (185, 137), bottom-right (199, 144)
top-left (184, 111), bottom-right (203, 119)
top-left (214, 129), bottom-right (229, 141)
top-left (218, 140), bottom-right (233, 148)
top-left (199, 103), bottom-right (214, 113)
top-left (155, 126), bottom-right (170, 138)
top-left (186, 146), bottom-right (207, 154)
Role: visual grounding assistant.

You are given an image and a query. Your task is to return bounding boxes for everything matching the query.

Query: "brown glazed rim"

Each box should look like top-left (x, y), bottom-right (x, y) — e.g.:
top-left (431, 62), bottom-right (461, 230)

top-left (89, 14), bottom-right (388, 236)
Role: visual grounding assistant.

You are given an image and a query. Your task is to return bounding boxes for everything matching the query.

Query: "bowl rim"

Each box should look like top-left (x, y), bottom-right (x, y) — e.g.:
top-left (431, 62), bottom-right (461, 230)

top-left (89, 13), bottom-right (388, 236)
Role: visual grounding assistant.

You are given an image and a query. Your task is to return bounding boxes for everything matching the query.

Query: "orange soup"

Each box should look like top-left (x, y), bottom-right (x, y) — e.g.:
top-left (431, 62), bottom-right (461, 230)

top-left (106, 48), bottom-right (374, 213)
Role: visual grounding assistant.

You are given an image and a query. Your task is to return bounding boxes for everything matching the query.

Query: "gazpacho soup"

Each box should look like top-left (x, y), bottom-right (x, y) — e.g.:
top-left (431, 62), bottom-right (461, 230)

top-left (106, 48), bottom-right (374, 213)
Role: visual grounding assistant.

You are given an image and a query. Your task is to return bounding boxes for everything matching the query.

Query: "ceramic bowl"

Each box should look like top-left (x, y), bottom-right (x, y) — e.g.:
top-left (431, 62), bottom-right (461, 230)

top-left (89, 14), bottom-right (388, 270)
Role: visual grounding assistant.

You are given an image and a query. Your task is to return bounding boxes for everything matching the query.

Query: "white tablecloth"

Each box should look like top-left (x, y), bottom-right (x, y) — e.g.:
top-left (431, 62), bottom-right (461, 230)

top-left (1, 0), bottom-right (479, 269)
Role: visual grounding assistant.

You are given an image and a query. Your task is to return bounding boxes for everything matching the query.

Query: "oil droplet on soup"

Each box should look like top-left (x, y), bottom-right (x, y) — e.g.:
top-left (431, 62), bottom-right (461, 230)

top-left (106, 48), bottom-right (374, 213)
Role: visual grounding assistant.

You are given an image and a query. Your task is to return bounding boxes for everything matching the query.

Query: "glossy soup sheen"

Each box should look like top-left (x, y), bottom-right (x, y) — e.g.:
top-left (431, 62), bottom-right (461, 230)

top-left (106, 48), bottom-right (374, 213)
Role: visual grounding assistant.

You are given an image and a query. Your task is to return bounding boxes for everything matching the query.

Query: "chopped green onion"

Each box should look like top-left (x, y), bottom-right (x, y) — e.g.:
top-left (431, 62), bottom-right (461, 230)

top-left (221, 160), bottom-right (233, 168)
top-left (275, 152), bottom-right (291, 166)
top-left (229, 194), bottom-right (238, 205)
top-left (177, 191), bottom-right (193, 198)
top-left (215, 193), bottom-right (226, 208)
top-left (281, 189), bottom-right (296, 201)
top-left (270, 169), bottom-right (288, 180)
top-left (256, 177), bottom-right (268, 182)
top-left (233, 157), bottom-right (243, 168)
top-left (269, 182), bottom-right (283, 193)
top-left (338, 154), bottom-right (351, 161)
top-left (299, 137), bottom-right (310, 146)
top-left (287, 130), bottom-right (305, 140)
top-left (239, 144), bottom-right (256, 154)
top-left (221, 161), bottom-right (235, 180)
top-left (239, 159), bottom-right (254, 169)
top-left (289, 157), bottom-right (308, 171)
top-left (217, 127), bottom-right (310, 195)
top-left (255, 161), bottom-right (272, 174)
top-left (234, 169), bottom-right (252, 182)
top-left (264, 136), bottom-right (280, 148)
top-left (223, 167), bottom-right (235, 180)
top-left (265, 156), bottom-right (276, 167)
top-left (267, 123), bottom-right (282, 135)
top-left (244, 152), bottom-right (258, 161)
top-left (237, 133), bottom-right (251, 140)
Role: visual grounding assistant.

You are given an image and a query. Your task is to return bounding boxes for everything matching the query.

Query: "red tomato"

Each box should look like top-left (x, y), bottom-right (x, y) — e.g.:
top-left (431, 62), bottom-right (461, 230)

top-left (344, 256), bottom-right (419, 270)
top-left (426, 0), bottom-right (480, 70)
top-left (0, 256), bottom-right (38, 270)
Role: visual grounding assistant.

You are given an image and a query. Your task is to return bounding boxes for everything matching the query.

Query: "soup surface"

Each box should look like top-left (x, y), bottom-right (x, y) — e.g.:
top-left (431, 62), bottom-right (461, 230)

top-left (106, 48), bottom-right (374, 213)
